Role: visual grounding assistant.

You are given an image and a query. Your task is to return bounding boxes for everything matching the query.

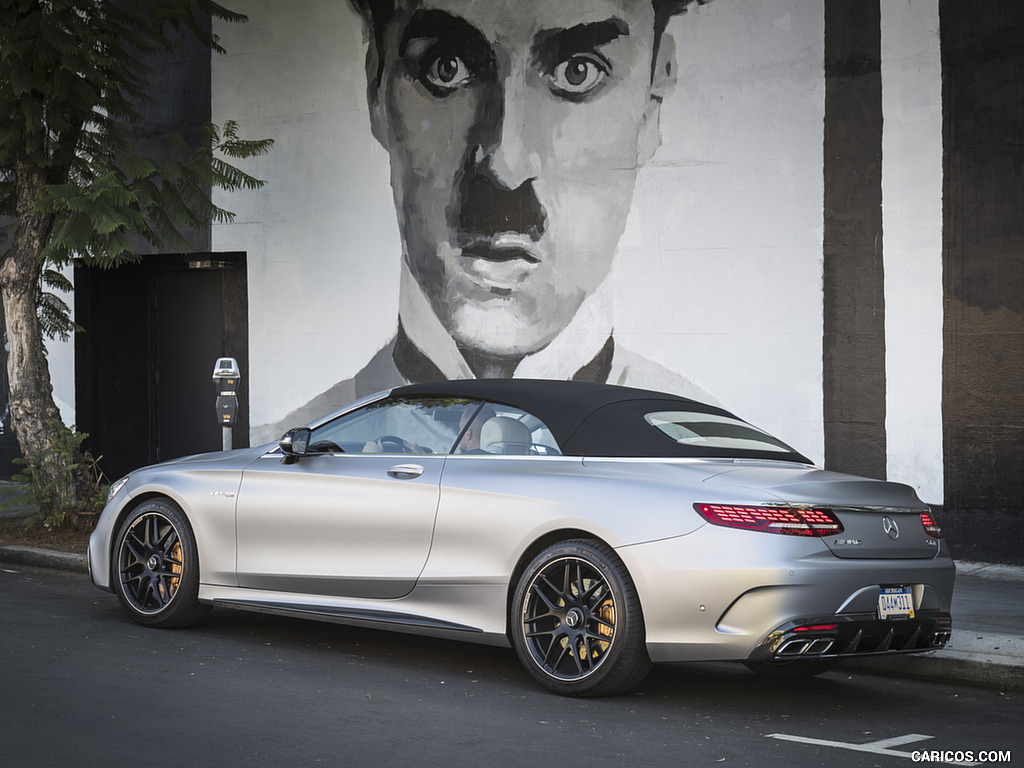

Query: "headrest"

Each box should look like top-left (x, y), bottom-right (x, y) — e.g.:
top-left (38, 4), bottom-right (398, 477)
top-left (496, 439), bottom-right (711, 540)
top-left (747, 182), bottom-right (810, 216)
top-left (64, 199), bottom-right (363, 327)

top-left (480, 416), bottom-right (532, 454)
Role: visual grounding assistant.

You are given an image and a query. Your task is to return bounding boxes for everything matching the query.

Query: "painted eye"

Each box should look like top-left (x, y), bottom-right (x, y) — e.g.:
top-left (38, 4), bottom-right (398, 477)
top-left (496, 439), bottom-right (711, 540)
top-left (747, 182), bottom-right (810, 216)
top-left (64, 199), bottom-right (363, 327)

top-left (422, 54), bottom-right (472, 94)
top-left (550, 55), bottom-right (608, 96)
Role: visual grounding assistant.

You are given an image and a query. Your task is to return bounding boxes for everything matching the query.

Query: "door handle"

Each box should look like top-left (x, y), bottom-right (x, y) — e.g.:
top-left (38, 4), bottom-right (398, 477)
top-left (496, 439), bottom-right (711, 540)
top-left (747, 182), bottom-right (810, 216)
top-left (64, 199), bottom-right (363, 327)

top-left (387, 463), bottom-right (424, 479)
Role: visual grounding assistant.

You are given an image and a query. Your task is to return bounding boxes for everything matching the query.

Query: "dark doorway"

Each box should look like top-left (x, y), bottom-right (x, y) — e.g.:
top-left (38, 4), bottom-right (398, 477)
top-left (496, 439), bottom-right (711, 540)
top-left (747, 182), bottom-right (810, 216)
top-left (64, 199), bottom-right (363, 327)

top-left (75, 253), bottom-right (249, 481)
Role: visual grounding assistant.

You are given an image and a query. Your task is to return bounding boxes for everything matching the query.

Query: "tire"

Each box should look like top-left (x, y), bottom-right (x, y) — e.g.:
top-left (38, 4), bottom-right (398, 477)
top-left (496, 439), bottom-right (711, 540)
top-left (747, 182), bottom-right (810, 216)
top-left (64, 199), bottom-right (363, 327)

top-left (743, 658), bottom-right (839, 679)
top-left (113, 498), bottom-right (211, 628)
top-left (511, 539), bottom-right (652, 697)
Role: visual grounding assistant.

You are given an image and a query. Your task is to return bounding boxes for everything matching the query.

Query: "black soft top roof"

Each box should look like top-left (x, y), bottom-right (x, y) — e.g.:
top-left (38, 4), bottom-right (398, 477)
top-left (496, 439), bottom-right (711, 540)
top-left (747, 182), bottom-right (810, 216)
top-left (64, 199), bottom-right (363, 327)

top-left (392, 379), bottom-right (810, 462)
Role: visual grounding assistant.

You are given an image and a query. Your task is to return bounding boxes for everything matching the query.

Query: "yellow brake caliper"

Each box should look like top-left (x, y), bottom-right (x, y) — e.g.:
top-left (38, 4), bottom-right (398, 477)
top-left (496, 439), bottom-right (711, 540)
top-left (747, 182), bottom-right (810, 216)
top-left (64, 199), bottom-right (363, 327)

top-left (158, 542), bottom-right (183, 602)
top-left (595, 598), bottom-right (614, 657)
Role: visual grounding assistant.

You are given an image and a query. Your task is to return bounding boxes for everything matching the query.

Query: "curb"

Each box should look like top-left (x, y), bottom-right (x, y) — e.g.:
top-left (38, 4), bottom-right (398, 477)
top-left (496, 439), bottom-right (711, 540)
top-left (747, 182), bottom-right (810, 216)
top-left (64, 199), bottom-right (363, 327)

top-left (0, 545), bottom-right (88, 573)
top-left (845, 646), bottom-right (1024, 693)
top-left (846, 616), bottom-right (1024, 692)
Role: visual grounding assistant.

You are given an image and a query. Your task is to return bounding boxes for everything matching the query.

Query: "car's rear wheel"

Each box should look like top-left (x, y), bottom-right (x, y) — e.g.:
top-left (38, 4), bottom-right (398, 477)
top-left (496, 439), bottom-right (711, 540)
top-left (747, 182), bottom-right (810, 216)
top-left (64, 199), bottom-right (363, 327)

top-left (113, 499), bottom-right (210, 628)
top-left (743, 658), bottom-right (839, 678)
top-left (511, 539), bottom-right (651, 697)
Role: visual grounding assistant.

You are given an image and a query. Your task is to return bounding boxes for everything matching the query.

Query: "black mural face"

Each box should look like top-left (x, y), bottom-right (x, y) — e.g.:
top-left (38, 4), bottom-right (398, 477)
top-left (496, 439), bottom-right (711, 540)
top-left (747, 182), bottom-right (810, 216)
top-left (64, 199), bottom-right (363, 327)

top-left (369, 0), bottom-right (673, 361)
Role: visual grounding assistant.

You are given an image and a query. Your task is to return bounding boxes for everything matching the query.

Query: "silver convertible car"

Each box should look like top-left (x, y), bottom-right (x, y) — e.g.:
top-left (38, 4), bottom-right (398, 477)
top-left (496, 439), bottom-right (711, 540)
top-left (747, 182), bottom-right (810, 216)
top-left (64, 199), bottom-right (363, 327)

top-left (89, 379), bottom-right (954, 696)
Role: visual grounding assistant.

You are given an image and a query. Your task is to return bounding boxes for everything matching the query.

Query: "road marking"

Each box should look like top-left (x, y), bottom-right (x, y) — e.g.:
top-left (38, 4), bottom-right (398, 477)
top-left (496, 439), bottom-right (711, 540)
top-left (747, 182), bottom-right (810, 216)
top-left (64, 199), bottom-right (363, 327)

top-left (766, 732), bottom-right (981, 766)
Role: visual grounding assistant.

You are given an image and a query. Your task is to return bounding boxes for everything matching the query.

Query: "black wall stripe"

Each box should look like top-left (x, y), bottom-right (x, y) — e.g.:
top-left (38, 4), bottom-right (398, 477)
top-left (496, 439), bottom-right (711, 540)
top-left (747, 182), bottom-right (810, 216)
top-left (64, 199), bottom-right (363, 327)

top-left (822, 0), bottom-right (887, 480)
top-left (939, 0), bottom-right (1024, 564)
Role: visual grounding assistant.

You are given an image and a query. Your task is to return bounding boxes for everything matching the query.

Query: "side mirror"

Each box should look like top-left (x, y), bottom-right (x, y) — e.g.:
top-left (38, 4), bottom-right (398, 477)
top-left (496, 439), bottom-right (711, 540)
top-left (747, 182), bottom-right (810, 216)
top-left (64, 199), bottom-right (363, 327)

top-left (279, 427), bottom-right (311, 464)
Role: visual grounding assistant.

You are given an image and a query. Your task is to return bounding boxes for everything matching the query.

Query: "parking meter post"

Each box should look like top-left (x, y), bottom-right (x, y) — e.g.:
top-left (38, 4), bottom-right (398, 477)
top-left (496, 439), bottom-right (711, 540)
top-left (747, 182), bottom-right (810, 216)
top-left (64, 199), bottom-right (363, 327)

top-left (212, 357), bottom-right (241, 451)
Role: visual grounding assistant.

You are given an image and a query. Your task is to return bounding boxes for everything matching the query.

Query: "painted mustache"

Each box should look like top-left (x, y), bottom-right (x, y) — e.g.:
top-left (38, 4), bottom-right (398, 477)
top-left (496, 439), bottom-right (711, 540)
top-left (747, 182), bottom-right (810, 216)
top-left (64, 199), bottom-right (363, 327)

top-left (453, 167), bottom-right (548, 245)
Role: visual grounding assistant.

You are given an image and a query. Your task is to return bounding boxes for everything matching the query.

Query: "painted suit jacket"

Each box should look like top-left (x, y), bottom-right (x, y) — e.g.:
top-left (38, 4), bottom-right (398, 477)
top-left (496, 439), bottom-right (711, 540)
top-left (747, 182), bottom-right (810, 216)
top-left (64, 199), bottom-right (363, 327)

top-left (253, 328), bottom-right (715, 444)
top-left (253, 271), bottom-right (715, 444)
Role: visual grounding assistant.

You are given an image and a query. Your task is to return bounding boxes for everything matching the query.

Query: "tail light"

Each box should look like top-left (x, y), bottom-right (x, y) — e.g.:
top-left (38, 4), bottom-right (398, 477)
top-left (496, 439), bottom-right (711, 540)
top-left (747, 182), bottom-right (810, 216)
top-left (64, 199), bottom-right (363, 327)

top-left (694, 503), bottom-right (844, 537)
top-left (920, 510), bottom-right (943, 539)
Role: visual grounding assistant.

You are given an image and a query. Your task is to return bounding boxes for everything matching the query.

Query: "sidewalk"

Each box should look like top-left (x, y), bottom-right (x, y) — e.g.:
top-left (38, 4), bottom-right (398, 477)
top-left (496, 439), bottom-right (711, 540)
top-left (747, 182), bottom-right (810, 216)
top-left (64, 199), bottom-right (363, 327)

top-left (1, 504), bottom-right (1021, 692)
top-left (845, 562), bottom-right (1024, 692)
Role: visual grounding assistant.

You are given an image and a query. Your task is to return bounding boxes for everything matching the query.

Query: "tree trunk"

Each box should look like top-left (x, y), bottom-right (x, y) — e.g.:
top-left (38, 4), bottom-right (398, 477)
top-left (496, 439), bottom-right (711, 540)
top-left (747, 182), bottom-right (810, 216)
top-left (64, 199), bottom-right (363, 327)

top-left (1, 160), bottom-right (85, 517)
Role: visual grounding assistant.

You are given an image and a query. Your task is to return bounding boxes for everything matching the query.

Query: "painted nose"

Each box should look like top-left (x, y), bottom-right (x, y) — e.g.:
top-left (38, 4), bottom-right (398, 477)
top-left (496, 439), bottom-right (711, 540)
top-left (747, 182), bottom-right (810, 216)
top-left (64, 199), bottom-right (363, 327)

top-left (474, 74), bottom-right (540, 190)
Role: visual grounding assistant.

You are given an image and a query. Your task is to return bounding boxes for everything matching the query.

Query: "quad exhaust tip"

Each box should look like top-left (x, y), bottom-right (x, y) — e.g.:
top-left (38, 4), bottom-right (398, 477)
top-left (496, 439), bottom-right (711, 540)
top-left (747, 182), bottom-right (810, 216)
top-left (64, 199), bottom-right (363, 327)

top-left (777, 638), bottom-right (835, 656)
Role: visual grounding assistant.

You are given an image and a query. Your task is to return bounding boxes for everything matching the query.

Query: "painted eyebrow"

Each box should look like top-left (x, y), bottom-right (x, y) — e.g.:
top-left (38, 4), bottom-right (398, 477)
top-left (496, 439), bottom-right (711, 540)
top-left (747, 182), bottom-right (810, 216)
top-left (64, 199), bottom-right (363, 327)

top-left (398, 8), bottom-right (489, 58)
top-left (531, 18), bottom-right (630, 71)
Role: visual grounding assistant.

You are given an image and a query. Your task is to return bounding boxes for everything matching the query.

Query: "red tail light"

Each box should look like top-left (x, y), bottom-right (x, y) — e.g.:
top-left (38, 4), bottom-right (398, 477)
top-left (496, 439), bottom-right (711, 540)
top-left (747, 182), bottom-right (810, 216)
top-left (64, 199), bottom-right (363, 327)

top-left (920, 511), bottom-right (943, 539)
top-left (694, 503), bottom-right (844, 537)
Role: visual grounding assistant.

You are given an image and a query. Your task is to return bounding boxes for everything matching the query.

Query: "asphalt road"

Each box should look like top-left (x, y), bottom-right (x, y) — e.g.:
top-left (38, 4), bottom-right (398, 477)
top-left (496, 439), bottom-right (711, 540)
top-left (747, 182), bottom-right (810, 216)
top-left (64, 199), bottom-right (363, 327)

top-left (2, 566), bottom-right (1020, 768)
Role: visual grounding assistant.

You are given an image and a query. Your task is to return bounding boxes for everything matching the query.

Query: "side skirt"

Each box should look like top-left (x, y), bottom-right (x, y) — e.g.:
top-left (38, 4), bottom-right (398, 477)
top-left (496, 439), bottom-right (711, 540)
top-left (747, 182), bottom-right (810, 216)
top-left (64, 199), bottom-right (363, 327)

top-left (212, 597), bottom-right (484, 635)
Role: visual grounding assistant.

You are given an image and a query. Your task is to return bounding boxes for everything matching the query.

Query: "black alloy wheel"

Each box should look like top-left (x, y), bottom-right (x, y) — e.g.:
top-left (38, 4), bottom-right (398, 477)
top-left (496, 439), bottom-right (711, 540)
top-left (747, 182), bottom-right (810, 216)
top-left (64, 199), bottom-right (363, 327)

top-left (113, 498), bottom-right (210, 628)
top-left (511, 539), bottom-right (651, 697)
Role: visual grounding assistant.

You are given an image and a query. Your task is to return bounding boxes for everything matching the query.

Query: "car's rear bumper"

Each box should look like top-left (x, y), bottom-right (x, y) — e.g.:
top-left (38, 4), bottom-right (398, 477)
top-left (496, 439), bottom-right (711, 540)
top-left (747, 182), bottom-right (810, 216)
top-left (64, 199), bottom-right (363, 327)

top-left (745, 610), bottom-right (952, 662)
top-left (620, 526), bottom-right (955, 664)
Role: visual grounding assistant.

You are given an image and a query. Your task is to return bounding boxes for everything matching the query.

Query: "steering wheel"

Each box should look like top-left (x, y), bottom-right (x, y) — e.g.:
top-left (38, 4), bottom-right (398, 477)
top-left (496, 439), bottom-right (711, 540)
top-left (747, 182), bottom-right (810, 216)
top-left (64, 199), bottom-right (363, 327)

top-left (377, 435), bottom-right (411, 453)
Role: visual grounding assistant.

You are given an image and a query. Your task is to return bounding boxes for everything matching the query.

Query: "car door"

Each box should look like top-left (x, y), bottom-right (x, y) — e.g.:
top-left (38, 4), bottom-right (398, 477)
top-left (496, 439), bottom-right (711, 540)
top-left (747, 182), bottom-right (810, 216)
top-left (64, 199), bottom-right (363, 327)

top-left (419, 403), bottom-right (579, 584)
top-left (233, 396), bottom-right (473, 600)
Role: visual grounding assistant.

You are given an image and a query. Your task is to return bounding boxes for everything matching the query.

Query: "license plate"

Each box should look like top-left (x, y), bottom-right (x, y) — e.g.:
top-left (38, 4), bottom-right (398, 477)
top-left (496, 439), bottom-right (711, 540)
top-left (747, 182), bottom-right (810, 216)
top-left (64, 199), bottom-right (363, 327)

top-left (878, 586), bottom-right (915, 619)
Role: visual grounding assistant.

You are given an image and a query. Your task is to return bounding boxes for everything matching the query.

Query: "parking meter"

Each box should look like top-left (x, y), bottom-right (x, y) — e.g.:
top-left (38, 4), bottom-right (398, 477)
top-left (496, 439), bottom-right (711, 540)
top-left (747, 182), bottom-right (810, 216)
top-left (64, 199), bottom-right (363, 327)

top-left (212, 357), bottom-right (240, 449)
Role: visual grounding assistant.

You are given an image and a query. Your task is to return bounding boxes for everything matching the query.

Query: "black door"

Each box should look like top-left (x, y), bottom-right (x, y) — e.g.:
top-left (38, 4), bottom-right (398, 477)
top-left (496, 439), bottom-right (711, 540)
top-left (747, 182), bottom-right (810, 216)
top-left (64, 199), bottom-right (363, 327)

top-left (154, 269), bottom-right (224, 462)
top-left (75, 254), bottom-right (249, 480)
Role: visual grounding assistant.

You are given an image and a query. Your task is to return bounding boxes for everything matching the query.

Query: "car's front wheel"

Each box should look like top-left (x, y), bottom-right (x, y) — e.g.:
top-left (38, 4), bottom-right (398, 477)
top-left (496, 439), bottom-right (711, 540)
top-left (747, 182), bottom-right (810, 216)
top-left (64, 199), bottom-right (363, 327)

top-left (113, 498), bottom-right (210, 628)
top-left (511, 539), bottom-right (651, 697)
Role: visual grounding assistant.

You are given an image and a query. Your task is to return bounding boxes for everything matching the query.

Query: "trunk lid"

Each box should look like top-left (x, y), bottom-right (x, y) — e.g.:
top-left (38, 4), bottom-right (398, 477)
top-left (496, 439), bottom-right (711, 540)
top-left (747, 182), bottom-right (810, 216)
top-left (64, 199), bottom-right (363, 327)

top-left (706, 463), bottom-right (940, 559)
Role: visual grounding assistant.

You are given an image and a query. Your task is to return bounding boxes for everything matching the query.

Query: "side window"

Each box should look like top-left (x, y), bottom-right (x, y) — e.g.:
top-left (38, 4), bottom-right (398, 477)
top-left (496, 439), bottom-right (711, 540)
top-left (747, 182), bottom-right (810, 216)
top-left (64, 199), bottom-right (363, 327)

top-left (309, 397), bottom-right (476, 455)
top-left (458, 403), bottom-right (561, 456)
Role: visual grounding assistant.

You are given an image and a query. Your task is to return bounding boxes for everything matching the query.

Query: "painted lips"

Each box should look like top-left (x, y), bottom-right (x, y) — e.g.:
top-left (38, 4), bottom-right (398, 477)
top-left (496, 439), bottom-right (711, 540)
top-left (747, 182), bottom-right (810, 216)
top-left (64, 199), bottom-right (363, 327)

top-left (458, 235), bottom-right (541, 293)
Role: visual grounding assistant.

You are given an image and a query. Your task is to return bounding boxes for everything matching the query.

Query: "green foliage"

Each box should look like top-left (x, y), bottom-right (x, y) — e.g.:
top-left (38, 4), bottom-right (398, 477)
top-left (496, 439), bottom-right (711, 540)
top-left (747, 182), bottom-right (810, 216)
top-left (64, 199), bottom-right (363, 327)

top-left (38, 266), bottom-right (81, 341)
top-left (13, 421), bottom-right (108, 531)
top-left (0, 0), bottom-right (273, 331)
top-left (38, 119), bottom-right (273, 270)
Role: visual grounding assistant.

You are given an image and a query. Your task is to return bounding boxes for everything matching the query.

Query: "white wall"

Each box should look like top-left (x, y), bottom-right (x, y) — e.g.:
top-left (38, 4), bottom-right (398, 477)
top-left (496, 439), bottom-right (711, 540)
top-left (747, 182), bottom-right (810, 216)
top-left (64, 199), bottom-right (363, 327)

top-left (881, 0), bottom-right (944, 503)
top-left (47, 266), bottom-right (76, 427)
top-left (211, 0), bottom-right (400, 428)
top-left (615, 0), bottom-right (826, 458)
top-left (211, 0), bottom-right (828, 457)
